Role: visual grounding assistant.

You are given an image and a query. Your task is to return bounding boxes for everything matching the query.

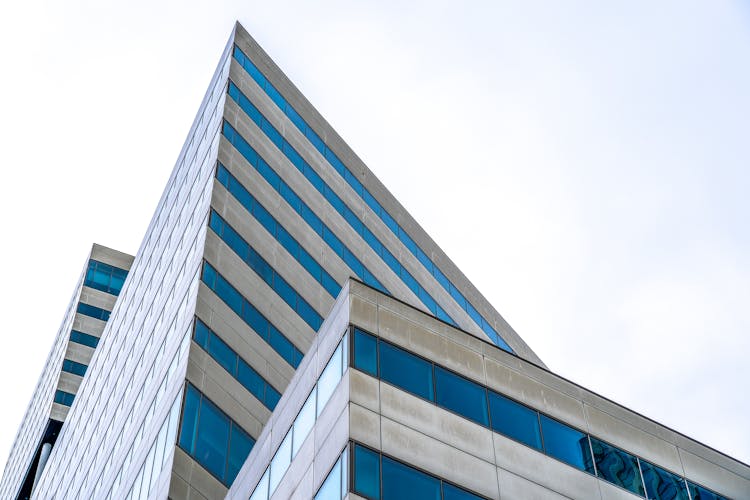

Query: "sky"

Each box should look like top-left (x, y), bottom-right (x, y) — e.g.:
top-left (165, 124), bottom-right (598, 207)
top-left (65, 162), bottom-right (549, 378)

top-left (0, 0), bottom-right (748, 475)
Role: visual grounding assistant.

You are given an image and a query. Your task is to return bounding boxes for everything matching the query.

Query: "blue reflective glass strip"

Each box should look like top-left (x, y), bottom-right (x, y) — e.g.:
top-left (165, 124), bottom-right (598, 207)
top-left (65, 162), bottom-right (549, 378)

top-left (76, 302), bottom-right (111, 321)
top-left (201, 260), bottom-right (303, 368)
top-left (69, 330), bottom-right (99, 348)
top-left (220, 122), bottom-right (387, 295)
top-left (84, 259), bottom-right (129, 296)
top-left (225, 85), bottom-right (450, 324)
top-left (54, 390), bottom-right (75, 406)
top-left (193, 318), bottom-right (280, 411)
top-left (209, 209), bottom-right (323, 331)
top-left (61, 359), bottom-right (88, 377)
top-left (349, 327), bottom-right (713, 496)
top-left (232, 46), bottom-right (512, 353)
top-left (215, 163), bottom-right (340, 298)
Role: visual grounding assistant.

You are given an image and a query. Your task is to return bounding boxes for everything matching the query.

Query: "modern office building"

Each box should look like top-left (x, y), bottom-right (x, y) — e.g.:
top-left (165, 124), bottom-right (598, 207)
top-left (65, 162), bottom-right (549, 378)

top-left (2, 21), bottom-right (748, 500)
top-left (0, 244), bottom-right (133, 500)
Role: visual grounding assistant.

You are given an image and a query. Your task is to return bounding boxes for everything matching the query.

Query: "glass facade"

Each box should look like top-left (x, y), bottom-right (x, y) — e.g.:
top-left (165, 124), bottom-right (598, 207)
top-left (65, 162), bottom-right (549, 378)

top-left (178, 384), bottom-right (255, 485)
top-left (84, 259), bottom-right (129, 295)
top-left (193, 318), bottom-right (281, 410)
top-left (231, 46), bottom-right (513, 352)
top-left (349, 327), bottom-right (724, 499)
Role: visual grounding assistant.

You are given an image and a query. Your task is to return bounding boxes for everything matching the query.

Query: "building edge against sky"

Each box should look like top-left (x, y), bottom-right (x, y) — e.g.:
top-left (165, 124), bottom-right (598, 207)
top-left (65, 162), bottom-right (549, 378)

top-left (1, 20), bottom-right (748, 500)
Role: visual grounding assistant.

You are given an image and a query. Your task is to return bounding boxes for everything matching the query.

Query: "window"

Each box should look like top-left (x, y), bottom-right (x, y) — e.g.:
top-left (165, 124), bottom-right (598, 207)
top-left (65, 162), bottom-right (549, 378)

top-left (76, 302), bottom-right (111, 321)
top-left (352, 444), bottom-right (380, 499)
top-left (590, 437), bottom-right (644, 496)
top-left (379, 341), bottom-right (434, 401)
top-left (178, 384), bottom-right (255, 485)
top-left (488, 392), bottom-right (542, 450)
top-left (539, 415), bottom-right (594, 473)
top-left (352, 328), bottom-right (378, 377)
top-left (434, 367), bottom-right (488, 426)
top-left (640, 460), bottom-right (690, 500)
top-left (61, 359), bottom-right (88, 377)
top-left (69, 330), bottom-right (99, 348)
top-left (54, 390), bottom-right (75, 406)
top-left (382, 455), bottom-right (441, 500)
top-left (85, 259), bottom-right (129, 295)
top-left (315, 448), bottom-right (348, 500)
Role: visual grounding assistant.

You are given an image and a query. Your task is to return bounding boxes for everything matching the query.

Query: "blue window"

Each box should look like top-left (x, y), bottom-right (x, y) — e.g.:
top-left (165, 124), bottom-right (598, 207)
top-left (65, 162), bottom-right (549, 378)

top-left (442, 483), bottom-right (484, 500)
top-left (352, 328), bottom-right (378, 377)
top-left (687, 482), bottom-right (728, 500)
top-left (379, 341), bottom-right (434, 402)
top-left (194, 318), bottom-right (280, 411)
top-left (352, 444), bottom-right (380, 499)
top-left (69, 330), bottom-right (99, 348)
top-left (202, 261), bottom-right (302, 368)
top-left (54, 390), bottom-right (75, 406)
top-left (382, 455), bottom-right (441, 500)
top-left (207, 332), bottom-right (237, 374)
top-left (590, 437), bottom-right (644, 496)
top-left (84, 259), bottom-right (129, 295)
top-left (640, 460), bottom-right (690, 500)
top-left (179, 384), bottom-right (255, 485)
top-left (539, 415), bottom-right (594, 473)
top-left (434, 367), bottom-right (488, 426)
top-left (488, 392), bottom-right (542, 450)
top-left (61, 359), bottom-right (88, 377)
top-left (76, 303), bottom-right (110, 321)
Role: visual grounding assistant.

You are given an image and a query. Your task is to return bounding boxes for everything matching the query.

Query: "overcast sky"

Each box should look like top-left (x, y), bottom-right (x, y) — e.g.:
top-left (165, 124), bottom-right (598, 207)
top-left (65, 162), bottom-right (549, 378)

top-left (0, 0), bottom-right (748, 473)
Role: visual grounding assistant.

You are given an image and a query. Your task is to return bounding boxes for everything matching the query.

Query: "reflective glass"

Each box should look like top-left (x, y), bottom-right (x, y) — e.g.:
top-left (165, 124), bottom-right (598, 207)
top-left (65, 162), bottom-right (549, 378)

top-left (539, 415), bottom-right (594, 473)
top-left (353, 444), bottom-right (380, 499)
top-left (434, 367), bottom-right (488, 426)
top-left (227, 424), bottom-right (255, 484)
top-left (590, 437), bottom-right (644, 496)
top-left (488, 392), bottom-right (542, 450)
top-left (194, 395), bottom-right (230, 480)
top-left (442, 483), bottom-right (484, 500)
top-left (317, 343), bottom-right (343, 417)
top-left (688, 482), bottom-right (726, 500)
top-left (237, 359), bottom-right (264, 400)
top-left (178, 385), bottom-right (200, 453)
top-left (293, 391), bottom-right (316, 457)
top-left (208, 332), bottom-right (237, 374)
top-left (250, 468), bottom-right (270, 500)
top-left (382, 455), bottom-right (441, 500)
top-left (315, 455), bottom-right (342, 500)
top-left (640, 460), bottom-right (690, 500)
top-left (69, 330), bottom-right (99, 348)
top-left (62, 359), bottom-right (88, 377)
top-left (269, 431), bottom-right (292, 493)
top-left (379, 341), bottom-right (434, 401)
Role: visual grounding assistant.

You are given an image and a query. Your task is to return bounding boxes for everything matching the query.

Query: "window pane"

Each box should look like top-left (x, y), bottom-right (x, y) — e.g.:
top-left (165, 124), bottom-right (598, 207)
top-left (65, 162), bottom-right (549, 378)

top-left (590, 437), bottom-right (644, 496)
top-left (237, 359), bottom-right (264, 401)
top-left (269, 431), bottom-right (292, 493)
top-left (640, 460), bottom-right (690, 500)
top-left (227, 424), bottom-right (255, 485)
top-left (178, 385), bottom-right (200, 454)
top-left (442, 483), bottom-right (484, 500)
top-left (208, 332), bottom-right (237, 374)
top-left (382, 455), bottom-right (440, 500)
top-left (352, 329), bottom-right (377, 377)
top-left (249, 468), bottom-right (270, 500)
top-left (488, 392), bottom-right (542, 450)
top-left (293, 391), bottom-right (316, 457)
top-left (352, 444), bottom-right (380, 499)
top-left (434, 367), bottom-right (488, 426)
top-left (539, 415), bottom-right (594, 473)
top-left (379, 341), bottom-right (434, 401)
top-left (193, 319), bottom-right (209, 348)
top-left (688, 482), bottom-right (727, 500)
top-left (317, 343), bottom-right (343, 417)
top-left (194, 396), bottom-right (231, 481)
top-left (315, 455), bottom-right (342, 500)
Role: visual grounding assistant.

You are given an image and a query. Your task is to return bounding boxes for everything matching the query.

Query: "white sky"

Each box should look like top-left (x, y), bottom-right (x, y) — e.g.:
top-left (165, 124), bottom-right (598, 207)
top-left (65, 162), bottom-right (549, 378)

top-left (0, 0), bottom-right (748, 475)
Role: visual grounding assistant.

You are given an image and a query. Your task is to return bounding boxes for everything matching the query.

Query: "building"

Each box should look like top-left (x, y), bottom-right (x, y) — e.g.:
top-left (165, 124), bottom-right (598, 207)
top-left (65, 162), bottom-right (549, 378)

top-left (0, 244), bottom-right (133, 500)
top-left (2, 21), bottom-right (749, 500)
